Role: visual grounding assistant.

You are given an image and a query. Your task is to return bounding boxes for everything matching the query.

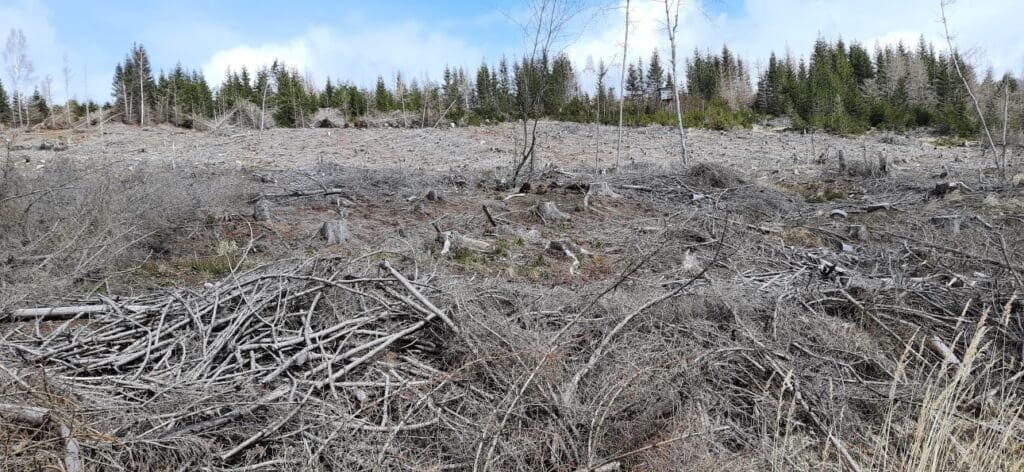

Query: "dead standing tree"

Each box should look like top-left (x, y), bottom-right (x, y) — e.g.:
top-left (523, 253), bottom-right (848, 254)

top-left (510, 0), bottom-right (585, 185)
top-left (615, 0), bottom-right (631, 169)
top-left (4, 28), bottom-right (33, 128)
top-left (663, 0), bottom-right (688, 163)
top-left (940, 0), bottom-right (1003, 177)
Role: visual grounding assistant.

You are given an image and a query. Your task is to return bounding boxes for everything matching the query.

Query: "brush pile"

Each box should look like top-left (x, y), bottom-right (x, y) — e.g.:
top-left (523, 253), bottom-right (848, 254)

top-left (1, 258), bottom-right (486, 470)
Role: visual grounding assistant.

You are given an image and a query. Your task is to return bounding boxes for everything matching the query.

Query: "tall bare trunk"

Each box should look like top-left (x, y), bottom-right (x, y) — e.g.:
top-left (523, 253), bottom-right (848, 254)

top-left (940, 1), bottom-right (999, 175)
top-left (1000, 81), bottom-right (1009, 173)
top-left (83, 64), bottom-right (90, 128)
top-left (139, 77), bottom-right (144, 126)
top-left (664, 0), bottom-right (687, 163)
top-left (616, 0), bottom-right (630, 168)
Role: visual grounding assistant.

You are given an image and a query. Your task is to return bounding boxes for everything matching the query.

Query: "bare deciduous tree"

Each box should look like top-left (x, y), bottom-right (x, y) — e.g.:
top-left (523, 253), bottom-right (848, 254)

top-left (40, 74), bottom-right (54, 127)
top-left (662, 0), bottom-right (688, 163)
top-left (82, 64), bottom-right (90, 128)
top-left (396, 72), bottom-right (408, 128)
top-left (616, 0), bottom-right (630, 169)
top-left (508, 0), bottom-right (585, 185)
top-left (62, 53), bottom-right (72, 138)
top-left (4, 29), bottom-right (33, 128)
top-left (940, 0), bottom-right (1002, 176)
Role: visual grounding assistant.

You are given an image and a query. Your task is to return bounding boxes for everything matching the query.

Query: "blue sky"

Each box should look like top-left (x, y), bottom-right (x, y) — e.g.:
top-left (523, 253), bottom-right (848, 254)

top-left (2, 0), bottom-right (1020, 103)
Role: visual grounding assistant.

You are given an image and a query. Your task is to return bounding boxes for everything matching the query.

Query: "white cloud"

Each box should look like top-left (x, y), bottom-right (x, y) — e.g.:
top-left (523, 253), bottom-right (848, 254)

top-left (569, 0), bottom-right (1024, 91)
top-left (201, 22), bottom-right (484, 88)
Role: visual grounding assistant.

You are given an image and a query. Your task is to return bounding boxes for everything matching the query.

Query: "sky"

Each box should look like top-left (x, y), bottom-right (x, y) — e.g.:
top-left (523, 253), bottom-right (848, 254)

top-left (1, 0), bottom-right (1022, 103)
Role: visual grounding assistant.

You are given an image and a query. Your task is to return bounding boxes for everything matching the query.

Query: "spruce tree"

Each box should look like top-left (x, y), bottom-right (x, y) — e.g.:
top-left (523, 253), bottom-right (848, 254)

top-left (374, 76), bottom-right (392, 112)
top-left (476, 63), bottom-right (493, 118)
top-left (646, 50), bottom-right (664, 96)
top-left (0, 79), bottom-right (10, 126)
top-left (625, 63), bottom-right (642, 99)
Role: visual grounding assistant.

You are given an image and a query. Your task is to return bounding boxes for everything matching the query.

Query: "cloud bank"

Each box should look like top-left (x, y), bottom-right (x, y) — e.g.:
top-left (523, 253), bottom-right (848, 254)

top-left (567, 0), bottom-right (1024, 86)
top-left (201, 22), bottom-right (485, 88)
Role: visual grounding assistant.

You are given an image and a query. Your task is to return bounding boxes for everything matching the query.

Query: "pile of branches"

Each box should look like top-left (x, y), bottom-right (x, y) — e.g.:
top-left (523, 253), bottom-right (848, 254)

top-left (1, 258), bottom-right (481, 470)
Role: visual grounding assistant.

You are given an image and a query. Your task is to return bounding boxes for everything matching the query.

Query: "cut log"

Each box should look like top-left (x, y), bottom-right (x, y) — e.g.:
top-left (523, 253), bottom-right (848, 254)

top-left (829, 209), bottom-right (848, 219)
top-left (863, 203), bottom-right (894, 212)
top-left (536, 201), bottom-right (571, 222)
top-left (253, 198), bottom-right (273, 221)
top-left (438, 231), bottom-right (492, 254)
top-left (930, 215), bottom-right (961, 235)
top-left (0, 403), bottom-right (82, 472)
top-left (926, 335), bottom-right (961, 365)
top-left (7, 304), bottom-right (152, 322)
top-left (487, 225), bottom-right (541, 241)
top-left (320, 220), bottom-right (350, 245)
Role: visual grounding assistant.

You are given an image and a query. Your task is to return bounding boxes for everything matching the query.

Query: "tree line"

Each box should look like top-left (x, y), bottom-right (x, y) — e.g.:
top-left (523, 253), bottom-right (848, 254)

top-left (2, 30), bottom-right (1020, 139)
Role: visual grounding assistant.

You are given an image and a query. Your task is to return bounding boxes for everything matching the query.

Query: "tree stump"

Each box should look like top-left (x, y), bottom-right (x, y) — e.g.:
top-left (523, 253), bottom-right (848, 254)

top-left (586, 182), bottom-right (620, 199)
top-left (547, 240), bottom-right (592, 275)
top-left (583, 182), bottom-right (621, 209)
top-left (253, 198), bottom-right (273, 221)
top-left (849, 224), bottom-right (869, 241)
top-left (930, 215), bottom-right (961, 235)
top-left (320, 220), bottom-right (350, 244)
top-left (535, 201), bottom-right (570, 222)
top-left (928, 182), bottom-right (965, 199)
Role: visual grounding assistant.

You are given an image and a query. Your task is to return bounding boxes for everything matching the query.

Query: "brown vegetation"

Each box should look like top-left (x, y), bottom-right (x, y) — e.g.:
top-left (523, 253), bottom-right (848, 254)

top-left (1, 122), bottom-right (1022, 471)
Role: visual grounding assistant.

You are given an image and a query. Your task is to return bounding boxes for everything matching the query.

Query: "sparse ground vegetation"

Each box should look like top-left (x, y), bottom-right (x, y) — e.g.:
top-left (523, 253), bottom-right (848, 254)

top-left (1, 121), bottom-right (1021, 470)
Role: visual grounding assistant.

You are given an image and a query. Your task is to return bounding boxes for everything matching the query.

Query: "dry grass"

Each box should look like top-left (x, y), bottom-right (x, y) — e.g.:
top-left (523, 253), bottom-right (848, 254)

top-left (0, 125), bottom-right (1021, 471)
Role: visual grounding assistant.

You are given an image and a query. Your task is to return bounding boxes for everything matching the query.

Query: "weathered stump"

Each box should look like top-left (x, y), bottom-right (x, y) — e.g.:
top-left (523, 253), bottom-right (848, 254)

top-left (849, 224), bottom-right (869, 241)
top-left (586, 182), bottom-right (620, 199)
top-left (253, 198), bottom-right (273, 221)
top-left (320, 220), bottom-right (350, 244)
top-left (547, 240), bottom-right (592, 275)
top-left (425, 190), bottom-right (444, 202)
top-left (930, 215), bottom-right (961, 235)
top-left (535, 201), bottom-right (570, 222)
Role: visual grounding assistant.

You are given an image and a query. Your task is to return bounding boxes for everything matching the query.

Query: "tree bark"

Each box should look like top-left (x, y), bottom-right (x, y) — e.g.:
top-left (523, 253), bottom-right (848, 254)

top-left (616, 0), bottom-right (631, 168)
top-left (663, 0), bottom-right (688, 163)
top-left (940, 1), bottom-right (999, 175)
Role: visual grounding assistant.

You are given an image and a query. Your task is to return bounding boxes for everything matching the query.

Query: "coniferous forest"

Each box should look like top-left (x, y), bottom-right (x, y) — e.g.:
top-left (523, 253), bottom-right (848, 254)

top-left (1, 36), bottom-right (1020, 140)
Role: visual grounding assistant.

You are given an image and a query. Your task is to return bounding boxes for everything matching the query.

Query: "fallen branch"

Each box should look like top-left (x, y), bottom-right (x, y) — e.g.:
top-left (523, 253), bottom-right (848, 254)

top-left (0, 403), bottom-right (83, 472)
